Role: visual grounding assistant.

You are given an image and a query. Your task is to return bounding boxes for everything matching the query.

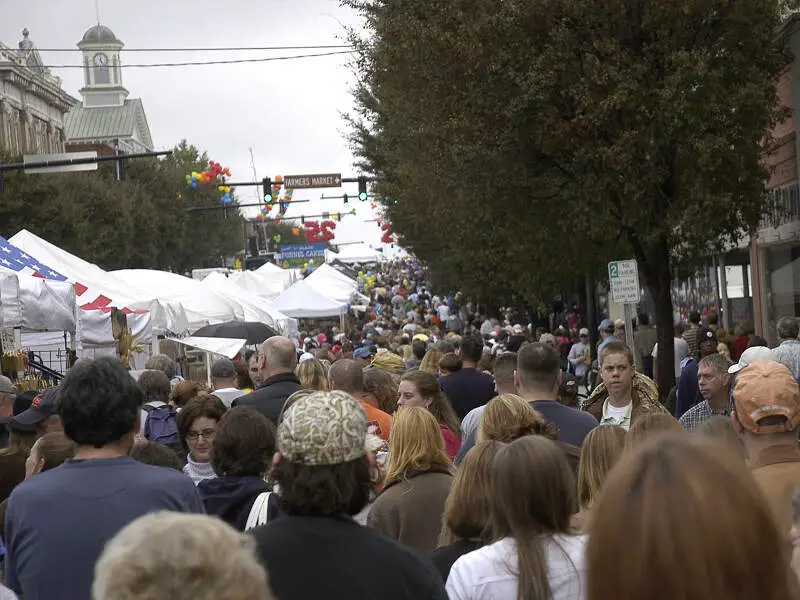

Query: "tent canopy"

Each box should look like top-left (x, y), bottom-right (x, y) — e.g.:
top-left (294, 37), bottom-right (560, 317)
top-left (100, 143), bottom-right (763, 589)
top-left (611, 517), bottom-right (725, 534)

top-left (269, 279), bottom-right (347, 318)
top-left (9, 230), bottom-right (189, 337)
top-left (111, 269), bottom-right (243, 331)
top-left (304, 264), bottom-right (369, 306)
top-left (201, 272), bottom-right (296, 334)
top-left (329, 242), bottom-right (384, 264)
top-left (166, 336), bottom-right (246, 359)
top-left (227, 270), bottom-right (288, 303)
top-left (0, 272), bottom-right (76, 332)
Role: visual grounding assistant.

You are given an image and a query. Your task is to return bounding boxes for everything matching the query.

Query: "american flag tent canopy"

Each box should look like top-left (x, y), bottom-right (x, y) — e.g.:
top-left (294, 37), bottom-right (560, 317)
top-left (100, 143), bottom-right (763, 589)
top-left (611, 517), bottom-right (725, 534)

top-left (0, 238), bottom-right (75, 332)
top-left (7, 230), bottom-right (188, 338)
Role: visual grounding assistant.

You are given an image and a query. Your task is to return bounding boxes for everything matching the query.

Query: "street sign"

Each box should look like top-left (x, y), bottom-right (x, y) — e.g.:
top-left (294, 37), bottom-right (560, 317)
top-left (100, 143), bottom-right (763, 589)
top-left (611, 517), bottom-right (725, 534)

top-left (283, 173), bottom-right (342, 189)
top-left (278, 243), bottom-right (326, 269)
top-left (608, 259), bottom-right (640, 304)
top-left (24, 151), bottom-right (98, 174)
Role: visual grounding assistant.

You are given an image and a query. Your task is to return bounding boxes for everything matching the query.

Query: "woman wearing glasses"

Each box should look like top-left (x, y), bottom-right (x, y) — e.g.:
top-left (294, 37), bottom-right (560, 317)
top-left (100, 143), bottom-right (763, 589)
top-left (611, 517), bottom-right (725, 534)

top-left (177, 395), bottom-right (227, 485)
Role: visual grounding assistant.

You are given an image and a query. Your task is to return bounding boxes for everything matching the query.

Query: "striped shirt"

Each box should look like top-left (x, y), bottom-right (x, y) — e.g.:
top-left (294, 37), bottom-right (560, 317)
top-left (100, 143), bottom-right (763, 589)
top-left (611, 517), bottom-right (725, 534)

top-left (683, 326), bottom-right (699, 358)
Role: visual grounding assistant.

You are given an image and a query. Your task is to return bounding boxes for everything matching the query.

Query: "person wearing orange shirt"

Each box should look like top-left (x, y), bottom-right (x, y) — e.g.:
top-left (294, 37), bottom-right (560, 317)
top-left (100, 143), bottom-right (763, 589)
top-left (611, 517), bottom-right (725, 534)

top-left (328, 359), bottom-right (392, 444)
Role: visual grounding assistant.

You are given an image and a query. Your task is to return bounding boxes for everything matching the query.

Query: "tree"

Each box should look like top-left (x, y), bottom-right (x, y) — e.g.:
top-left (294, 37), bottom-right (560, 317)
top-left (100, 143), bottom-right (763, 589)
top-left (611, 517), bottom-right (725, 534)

top-left (0, 140), bottom-right (244, 273)
top-left (346, 0), bottom-right (790, 397)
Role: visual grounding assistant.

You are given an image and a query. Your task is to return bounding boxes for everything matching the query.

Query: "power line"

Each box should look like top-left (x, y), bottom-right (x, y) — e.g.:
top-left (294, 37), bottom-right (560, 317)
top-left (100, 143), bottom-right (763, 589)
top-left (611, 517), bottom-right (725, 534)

top-left (34, 44), bottom-right (354, 52)
top-left (35, 50), bottom-right (356, 69)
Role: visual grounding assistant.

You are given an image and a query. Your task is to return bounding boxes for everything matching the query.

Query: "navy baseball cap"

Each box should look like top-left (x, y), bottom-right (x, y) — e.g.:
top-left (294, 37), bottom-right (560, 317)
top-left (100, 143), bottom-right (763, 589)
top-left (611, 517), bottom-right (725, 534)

top-left (13, 387), bottom-right (59, 427)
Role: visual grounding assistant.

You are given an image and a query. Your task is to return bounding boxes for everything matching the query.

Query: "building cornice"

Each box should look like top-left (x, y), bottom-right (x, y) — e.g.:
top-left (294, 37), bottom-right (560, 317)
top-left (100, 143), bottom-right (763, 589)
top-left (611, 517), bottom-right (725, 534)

top-left (0, 61), bottom-right (78, 112)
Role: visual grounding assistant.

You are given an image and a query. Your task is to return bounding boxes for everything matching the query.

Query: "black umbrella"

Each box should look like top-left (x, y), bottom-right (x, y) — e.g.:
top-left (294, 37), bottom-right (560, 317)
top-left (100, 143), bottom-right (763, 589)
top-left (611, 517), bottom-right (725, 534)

top-left (193, 321), bottom-right (279, 345)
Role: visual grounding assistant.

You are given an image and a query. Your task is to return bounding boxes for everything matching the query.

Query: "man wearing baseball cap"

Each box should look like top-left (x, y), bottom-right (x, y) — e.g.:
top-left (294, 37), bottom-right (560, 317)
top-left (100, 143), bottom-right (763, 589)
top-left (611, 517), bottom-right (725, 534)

top-left (733, 359), bottom-right (800, 534)
top-left (251, 390), bottom-right (446, 600)
top-left (11, 387), bottom-right (63, 438)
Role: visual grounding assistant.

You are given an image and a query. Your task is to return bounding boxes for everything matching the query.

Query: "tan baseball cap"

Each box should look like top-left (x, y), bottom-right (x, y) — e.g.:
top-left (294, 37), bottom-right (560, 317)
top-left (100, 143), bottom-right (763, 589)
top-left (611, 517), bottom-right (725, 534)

top-left (733, 360), bottom-right (800, 433)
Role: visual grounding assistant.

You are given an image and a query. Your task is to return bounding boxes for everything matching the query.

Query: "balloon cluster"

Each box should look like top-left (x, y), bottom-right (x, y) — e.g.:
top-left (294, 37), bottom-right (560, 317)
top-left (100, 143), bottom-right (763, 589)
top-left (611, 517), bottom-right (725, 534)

top-left (185, 161), bottom-right (233, 204)
top-left (357, 270), bottom-right (377, 294)
top-left (218, 185), bottom-right (232, 204)
top-left (260, 176), bottom-right (296, 221)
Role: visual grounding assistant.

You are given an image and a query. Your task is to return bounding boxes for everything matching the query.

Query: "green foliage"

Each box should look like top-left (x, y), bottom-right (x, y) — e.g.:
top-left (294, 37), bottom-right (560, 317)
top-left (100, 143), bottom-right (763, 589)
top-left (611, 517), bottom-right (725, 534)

top-left (346, 0), bottom-right (791, 394)
top-left (0, 140), bottom-right (243, 272)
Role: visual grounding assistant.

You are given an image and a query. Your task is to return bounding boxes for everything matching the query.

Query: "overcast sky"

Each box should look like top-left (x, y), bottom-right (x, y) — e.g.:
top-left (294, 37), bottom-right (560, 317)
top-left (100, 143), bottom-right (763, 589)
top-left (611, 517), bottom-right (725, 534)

top-left (2, 0), bottom-right (390, 251)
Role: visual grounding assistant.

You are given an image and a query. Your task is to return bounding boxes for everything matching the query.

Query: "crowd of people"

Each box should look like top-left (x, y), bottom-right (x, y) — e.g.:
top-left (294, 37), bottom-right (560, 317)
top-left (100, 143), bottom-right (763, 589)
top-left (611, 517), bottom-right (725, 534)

top-left (0, 260), bottom-right (799, 599)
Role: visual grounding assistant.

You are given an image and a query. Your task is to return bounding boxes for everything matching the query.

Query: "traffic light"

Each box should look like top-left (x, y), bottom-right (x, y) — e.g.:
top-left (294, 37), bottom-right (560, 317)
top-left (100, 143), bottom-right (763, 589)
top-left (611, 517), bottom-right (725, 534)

top-left (358, 176), bottom-right (368, 201)
top-left (343, 193), bottom-right (349, 206)
top-left (262, 177), bottom-right (271, 202)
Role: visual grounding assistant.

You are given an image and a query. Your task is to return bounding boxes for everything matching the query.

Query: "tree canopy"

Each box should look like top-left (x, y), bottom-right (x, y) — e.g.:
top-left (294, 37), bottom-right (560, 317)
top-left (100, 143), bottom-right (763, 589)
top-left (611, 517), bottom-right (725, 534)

top-left (346, 0), bottom-right (791, 395)
top-left (0, 141), bottom-right (244, 273)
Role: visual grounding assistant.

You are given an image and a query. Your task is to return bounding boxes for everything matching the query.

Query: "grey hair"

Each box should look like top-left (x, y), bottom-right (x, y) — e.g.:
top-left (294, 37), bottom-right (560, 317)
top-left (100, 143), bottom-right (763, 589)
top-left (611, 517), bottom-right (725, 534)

top-left (144, 354), bottom-right (176, 380)
top-left (698, 353), bottom-right (734, 374)
top-left (776, 317), bottom-right (799, 341)
top-left (92, 512), bottom-right (273, 600)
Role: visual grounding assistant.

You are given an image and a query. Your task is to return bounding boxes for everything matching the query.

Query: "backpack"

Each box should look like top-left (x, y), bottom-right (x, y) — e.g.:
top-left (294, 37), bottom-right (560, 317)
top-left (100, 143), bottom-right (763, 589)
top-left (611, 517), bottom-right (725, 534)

top-left (143, 403), bottom-right (183, 458)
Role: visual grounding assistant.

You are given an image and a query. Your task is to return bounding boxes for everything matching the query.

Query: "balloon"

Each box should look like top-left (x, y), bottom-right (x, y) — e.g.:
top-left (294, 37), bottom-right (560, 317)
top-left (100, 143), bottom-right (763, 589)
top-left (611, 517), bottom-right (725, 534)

top-left (191, 182), bottom-right (197, 189)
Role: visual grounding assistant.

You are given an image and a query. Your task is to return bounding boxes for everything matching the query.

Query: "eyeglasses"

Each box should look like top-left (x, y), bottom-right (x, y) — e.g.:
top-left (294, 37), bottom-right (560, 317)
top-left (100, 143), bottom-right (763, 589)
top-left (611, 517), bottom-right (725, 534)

top-left (186, 429), bottom-right (216, 441)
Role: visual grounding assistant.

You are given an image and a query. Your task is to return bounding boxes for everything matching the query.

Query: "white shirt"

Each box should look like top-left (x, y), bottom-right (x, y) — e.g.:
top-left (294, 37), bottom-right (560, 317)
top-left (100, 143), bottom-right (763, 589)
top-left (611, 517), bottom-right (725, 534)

top-left (446, 535), bottom-right (587, 600)
top-left (212, 387), bottom-right (247, 408)
top-left (651, 337), bottom-right (690, 378)
top-left (437, 304), bottom-right (450, 321)
top-left (601, 400), bottom-right (633, 430)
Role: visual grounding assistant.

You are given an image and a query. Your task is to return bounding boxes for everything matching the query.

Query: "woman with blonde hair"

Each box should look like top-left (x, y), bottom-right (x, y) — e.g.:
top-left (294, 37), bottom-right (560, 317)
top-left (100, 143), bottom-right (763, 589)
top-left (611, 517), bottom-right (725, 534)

top-left (447, 436), bottom-right (586, 599)
top-left (294, 359), bottom-right (329, 392)
top-left (368, 407), bottom-right (453, 553)
top-left (432, 440), bottom-right (504, 581)
top-left (478, 393), bottom-right (558, 443)
top-left (398, 370), bottom-right (461, 459)
top-left (419, 348), bottom-right (444, 374)
top-left (588, 434), bottom-right (799, 600)
top-left (573, 424), bottom-right (626, 533)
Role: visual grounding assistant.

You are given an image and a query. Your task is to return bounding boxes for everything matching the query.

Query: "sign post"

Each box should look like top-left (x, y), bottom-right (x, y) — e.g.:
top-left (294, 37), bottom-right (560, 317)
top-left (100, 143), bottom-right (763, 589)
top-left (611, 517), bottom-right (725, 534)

top-left (608, 259), bottom-right (640, 352)
top-left (282, 173), bottom-right (342, 189)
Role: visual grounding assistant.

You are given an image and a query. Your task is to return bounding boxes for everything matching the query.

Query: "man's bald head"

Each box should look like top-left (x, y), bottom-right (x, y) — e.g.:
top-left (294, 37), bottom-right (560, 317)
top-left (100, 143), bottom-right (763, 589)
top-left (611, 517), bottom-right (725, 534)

top-left (259, 336), bottom-right (297, 377)
top-left (328, 359), bottom-right (365, 395)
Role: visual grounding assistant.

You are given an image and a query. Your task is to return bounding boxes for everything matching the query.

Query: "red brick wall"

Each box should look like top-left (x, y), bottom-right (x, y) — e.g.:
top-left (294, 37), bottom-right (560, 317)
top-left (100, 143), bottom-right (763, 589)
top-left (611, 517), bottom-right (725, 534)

top-left (766, 69), bottom-right (796, 189)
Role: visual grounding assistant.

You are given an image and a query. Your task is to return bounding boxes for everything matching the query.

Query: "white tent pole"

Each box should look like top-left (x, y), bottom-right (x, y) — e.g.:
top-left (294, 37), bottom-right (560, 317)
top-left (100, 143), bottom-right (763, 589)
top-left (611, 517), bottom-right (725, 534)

top-left (206, 351), bottom-right (212, 387)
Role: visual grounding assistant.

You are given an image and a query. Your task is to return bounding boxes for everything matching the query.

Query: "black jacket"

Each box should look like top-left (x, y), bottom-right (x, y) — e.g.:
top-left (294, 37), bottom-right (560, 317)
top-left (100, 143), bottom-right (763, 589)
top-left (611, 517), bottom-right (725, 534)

top-left (233, 372), bottom-right (302, 425)
top-left (197, 475), bottom-right (277, 532)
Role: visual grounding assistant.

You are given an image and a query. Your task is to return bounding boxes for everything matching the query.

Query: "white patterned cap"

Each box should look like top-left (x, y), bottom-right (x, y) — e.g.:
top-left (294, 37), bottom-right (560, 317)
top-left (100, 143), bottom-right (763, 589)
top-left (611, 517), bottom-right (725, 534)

top-left (278, 390), bottom-right (368, 466)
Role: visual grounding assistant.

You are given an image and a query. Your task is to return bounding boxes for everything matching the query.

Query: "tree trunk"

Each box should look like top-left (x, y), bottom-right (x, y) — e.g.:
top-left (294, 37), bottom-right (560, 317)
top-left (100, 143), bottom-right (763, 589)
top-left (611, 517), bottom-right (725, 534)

top-left (585, 274), bottom-right (598, 358)
top-left (646, 237), bottom-right (676, 404)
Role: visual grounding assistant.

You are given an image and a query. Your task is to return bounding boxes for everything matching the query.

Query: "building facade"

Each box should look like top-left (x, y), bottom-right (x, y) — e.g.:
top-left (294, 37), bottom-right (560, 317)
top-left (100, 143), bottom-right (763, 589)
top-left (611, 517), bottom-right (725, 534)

top-left (64, 25), bottom-right (153, 156)
top-left (0, 29), bottom-right (77, 157)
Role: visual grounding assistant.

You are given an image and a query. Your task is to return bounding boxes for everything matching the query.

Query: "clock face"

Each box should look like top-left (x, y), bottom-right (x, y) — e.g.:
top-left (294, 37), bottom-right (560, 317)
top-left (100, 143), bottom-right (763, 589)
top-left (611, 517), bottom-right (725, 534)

top-left (94, 53), bottom-right (108, 67)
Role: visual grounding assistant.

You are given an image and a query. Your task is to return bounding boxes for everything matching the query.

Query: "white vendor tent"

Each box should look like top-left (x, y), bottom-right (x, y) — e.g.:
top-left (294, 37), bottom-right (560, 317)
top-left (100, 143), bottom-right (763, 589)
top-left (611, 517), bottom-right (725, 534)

top-left (167, 335), bottom-right (247, 386)
top-left (304, 264), bottom-right (369, 306)
top-left (329, 243), bottom-right (384, 264)
top-left (228, 270), bottom-right (288, 303)
top-left (0, 270), bottom-right (76, 332)
top-left (110, 269), bottom-right (249, 332)
top-left (9, 230), bottom-right (188, 339)
top-left (200, 272), bottom-right (298, 335)
top-left (269, 279), bottom-right (348, 319)
top-left (256, 261), bottom-right (296, 286)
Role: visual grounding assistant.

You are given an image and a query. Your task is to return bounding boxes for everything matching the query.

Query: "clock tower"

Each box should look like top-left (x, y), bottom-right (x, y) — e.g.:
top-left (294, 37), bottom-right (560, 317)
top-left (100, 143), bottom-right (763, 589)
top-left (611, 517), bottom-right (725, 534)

top-left (77, 24), bottom-right (128, 108)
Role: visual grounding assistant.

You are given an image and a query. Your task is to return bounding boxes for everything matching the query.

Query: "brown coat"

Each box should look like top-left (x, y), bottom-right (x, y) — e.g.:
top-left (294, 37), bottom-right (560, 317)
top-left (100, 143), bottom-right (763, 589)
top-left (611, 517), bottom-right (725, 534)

top-left (750, 444), bottom-right (800, 537)
top-left (584, 372), bottom-right (667, 425)
top-left (367, 468), bottom-right (453, 553)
